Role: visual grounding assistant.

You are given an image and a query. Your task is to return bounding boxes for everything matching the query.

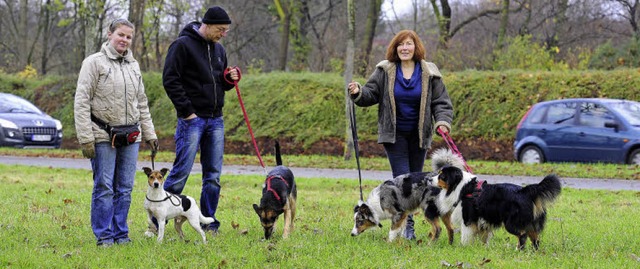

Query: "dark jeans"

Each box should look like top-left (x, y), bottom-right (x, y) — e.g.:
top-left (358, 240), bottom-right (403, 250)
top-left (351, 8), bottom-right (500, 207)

top-left (383, 130), bottom-right (426, 240)
top-left (383, 130), bottom-right (427, 177)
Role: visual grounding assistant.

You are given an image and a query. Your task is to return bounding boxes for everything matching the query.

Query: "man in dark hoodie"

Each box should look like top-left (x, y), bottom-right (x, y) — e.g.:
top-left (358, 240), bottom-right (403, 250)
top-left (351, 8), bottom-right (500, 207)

top-left (158, 6), bottom-right (239, 236)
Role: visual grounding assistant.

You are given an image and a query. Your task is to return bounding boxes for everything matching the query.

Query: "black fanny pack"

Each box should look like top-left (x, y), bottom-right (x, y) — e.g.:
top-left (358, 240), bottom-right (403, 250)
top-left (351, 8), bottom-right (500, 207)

top-left (91, 114), bottom-right (140, 148)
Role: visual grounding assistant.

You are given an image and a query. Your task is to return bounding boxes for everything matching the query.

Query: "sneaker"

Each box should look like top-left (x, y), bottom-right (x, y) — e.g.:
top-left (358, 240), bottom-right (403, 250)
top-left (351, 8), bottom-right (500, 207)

top-left (207, 228), bottom-right (219, 236)
top-left (403, 215), bottom-right (416, 240)
top-left (115, 237), bottom-right (132, 245)
top-left (97, 240), bottom-right (114, 248)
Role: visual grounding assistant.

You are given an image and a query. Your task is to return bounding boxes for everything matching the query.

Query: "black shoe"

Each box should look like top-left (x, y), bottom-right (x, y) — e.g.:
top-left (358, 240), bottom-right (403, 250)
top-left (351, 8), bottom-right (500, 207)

top-left (403, 215), bottom-right (416, 240)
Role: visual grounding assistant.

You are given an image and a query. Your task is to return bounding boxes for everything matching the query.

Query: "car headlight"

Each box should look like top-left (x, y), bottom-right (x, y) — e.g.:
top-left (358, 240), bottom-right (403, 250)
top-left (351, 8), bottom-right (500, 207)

top-left (54, 119), bottom-right (62, 130)
top-left (0, 118), bottom-right (19, 129)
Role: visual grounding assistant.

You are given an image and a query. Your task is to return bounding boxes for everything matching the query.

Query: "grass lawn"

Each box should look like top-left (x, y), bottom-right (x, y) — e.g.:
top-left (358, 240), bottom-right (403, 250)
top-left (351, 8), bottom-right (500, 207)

top-left (1, 163), bottom-right (639, 268)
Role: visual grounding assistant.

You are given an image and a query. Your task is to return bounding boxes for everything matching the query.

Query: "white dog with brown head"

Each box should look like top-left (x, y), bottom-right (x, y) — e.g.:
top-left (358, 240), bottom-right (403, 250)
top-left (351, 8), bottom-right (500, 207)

top-left (143, 167), bottom-right (215, 243)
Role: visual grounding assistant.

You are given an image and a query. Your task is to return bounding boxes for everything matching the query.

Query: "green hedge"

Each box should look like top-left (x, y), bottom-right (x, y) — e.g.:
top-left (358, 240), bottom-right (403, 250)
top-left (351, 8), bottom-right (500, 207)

top-left (2, 69), bottom-right (639, 149)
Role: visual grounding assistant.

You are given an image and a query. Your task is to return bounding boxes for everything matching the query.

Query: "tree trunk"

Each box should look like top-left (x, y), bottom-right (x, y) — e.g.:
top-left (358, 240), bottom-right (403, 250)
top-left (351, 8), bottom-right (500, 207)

top-left (274, 0), bottom-right (292, 71)
top-left (41, 0), bottom-right (51, 75)
top-left (128, 0), bottom-right (146, 69)
top-left (496, 0), bottom-right (510, 50)
top-left (344, 0), bottom-right (355, 160)
top-left (357, 0), bottom-right (382, 77)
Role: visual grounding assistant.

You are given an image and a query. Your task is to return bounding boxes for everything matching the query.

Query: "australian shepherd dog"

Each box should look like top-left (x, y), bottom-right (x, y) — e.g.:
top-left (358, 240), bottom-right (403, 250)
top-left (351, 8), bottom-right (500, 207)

top-left (350, 148), bottom-right (465, 243)
top-left (431, 165), bottom-right (561, 250)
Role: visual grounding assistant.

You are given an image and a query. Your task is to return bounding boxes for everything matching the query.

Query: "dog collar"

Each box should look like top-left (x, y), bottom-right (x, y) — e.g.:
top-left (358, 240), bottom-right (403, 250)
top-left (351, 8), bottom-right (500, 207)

top-left (453, 179), bottom-right (485, 207)
top-left (465, 180), bottom-right (485, 198)
top-left (266, 175), bottom-right (288, 202)
top-left (146, 192), bottom-right (181, 206)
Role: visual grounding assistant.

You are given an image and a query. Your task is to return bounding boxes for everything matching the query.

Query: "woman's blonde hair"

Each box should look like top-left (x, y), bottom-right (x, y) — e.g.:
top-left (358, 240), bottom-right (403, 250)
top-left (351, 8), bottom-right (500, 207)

top-left (108, 18), bottom-right (135, 33)
top-left (385, 30), bottom-right (426, 62)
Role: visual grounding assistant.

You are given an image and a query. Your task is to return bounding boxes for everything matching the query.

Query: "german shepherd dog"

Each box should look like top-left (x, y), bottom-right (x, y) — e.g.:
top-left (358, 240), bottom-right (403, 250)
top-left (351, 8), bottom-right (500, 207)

top-left (351, 148), bottom-right (466, 242)
top-left (431, 165), bottom-right (561, 250)
top-left (253, 141), bottom-right (297, 239)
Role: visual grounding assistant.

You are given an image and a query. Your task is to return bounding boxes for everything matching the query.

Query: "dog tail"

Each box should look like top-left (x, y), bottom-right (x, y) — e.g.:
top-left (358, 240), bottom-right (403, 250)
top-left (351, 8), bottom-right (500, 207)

top-left (522, 174), bottom-right (562, 217)
top-left (430, 147), bottom-right (466, 171)
top-left (200, 214), bottom-right (215, 225)
top-left (275, 140), bottom-right (282, 166)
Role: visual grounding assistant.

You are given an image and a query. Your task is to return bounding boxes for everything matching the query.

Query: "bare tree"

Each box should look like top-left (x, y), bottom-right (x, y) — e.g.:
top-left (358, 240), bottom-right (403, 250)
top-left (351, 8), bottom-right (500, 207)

top-left (344, 0), bottom-right (355, 160)
top-left (274, 0), bottom-right (293, 70)
top-left (497, 0), bottom-right (510, 50)
top-left (608, 0), bottom-right (640, 38)
top-left (129, 0), bottom-right (146, 69)
top-left (357, 0), bottom-right (382, 77)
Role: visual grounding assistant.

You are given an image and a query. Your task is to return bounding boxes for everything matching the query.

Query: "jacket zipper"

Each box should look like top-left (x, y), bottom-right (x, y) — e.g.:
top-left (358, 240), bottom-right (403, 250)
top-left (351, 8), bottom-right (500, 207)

top-left (119, 59), bottom-right (129, 125)
top-left (207, 43), bottom-right (218, 113)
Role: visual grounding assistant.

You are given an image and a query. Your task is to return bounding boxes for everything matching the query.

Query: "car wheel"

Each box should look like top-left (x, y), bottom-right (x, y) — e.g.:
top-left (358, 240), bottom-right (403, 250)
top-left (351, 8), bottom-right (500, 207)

top-left (628, 148), bottom-right (640, 165)
top-left (519, 145), bottom-right (544, 164)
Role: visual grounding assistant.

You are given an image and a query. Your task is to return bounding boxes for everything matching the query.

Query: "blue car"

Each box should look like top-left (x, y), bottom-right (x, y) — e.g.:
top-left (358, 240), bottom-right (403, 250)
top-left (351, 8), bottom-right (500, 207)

top-left (0, 93), bottom-right (63, 148)
top-left (514, 98), bottom-right (640, 164)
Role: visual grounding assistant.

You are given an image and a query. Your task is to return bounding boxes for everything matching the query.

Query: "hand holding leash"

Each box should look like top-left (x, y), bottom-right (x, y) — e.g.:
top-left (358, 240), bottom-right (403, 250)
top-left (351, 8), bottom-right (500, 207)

top-left (223, 66), bottom-right (241, 84)
top-left (224, 66), bottom-right (266, 173)
top-left (437, 127), bottom-right (473, 173)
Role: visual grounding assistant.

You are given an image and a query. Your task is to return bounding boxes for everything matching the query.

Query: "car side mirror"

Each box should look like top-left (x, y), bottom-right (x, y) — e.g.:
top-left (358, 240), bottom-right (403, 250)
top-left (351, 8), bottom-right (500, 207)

top-left (604, 121), bottom-right (619, 132)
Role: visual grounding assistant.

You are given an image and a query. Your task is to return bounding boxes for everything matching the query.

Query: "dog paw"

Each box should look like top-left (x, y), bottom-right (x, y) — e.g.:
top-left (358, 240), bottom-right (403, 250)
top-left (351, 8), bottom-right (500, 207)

top-left (144, 231), bottom-right (156, 238)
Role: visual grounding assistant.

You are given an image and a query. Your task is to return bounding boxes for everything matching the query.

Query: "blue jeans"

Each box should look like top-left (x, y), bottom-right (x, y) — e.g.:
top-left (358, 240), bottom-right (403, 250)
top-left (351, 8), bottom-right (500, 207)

top-left (90, 142), bottom-right (139, 245)
top-left (383, 130), bottom-right (427, 177)
top-left (163, 116), bottom-right (223, 230)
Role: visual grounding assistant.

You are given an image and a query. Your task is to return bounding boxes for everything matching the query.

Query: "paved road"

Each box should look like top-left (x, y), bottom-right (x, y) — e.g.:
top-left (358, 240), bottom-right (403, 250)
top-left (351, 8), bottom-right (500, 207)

top-left (1, 155), bottom-right (639, 191)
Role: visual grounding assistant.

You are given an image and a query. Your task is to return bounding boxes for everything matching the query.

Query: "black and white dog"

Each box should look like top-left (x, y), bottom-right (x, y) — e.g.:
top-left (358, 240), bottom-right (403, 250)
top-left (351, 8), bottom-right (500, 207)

top-left (351, 148), bottom-right (465, 242)
top-left (431, 165), bottom-right (561, 250)
top-left (253, 141), bottom-right (297, 239)
top-left (143, 167), bottom-right (215, 243)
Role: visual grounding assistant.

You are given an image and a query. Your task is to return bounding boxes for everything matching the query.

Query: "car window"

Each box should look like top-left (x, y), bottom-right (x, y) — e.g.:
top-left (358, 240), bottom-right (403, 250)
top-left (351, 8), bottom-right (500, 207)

top-left (579, 102), bottom-right (614, 128)
top-left (525, 105), bottom-right (546, 124)
top-left (0, 94), bottom-right (42, 114)
top-left (544, 102), bottom-right (577, 125)
top-left (609, 101), bottom-right (640, 126)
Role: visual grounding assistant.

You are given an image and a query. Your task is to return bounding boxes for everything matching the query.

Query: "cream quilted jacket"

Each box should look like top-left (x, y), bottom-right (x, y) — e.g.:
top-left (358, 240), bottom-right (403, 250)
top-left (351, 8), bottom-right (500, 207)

top-left (74, 42), bottom-right (157, 145)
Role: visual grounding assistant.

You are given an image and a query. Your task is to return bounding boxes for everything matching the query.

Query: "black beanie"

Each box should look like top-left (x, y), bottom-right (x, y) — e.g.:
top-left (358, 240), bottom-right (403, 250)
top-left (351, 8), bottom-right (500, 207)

top-left (202, 6), bottom-right (231, 24)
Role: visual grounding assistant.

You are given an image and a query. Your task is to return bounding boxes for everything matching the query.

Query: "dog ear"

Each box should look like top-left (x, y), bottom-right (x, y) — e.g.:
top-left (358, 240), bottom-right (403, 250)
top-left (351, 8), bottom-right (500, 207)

top-left (253, 204), bottom-right (262, 214)
top-left (142, 167), bottom-right (152, 177)
top-left (358, 204), bottom-right (371, 215)
top-left (160, 168), bottom-right (169, 177)
top-left (353, 205), bottom-right (360, 213)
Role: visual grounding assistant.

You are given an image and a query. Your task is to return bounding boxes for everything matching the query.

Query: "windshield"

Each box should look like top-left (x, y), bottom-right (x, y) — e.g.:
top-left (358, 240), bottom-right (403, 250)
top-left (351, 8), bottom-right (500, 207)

top-left (0, 94), bottom-right (42, 114)
top-left (609, 100), bottom-right (640, 126)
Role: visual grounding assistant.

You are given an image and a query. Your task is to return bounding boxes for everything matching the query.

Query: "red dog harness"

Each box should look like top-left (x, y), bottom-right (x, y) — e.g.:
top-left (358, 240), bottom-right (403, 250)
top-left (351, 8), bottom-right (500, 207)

top-left (266, 175), bottom-right (289, 201)
top-left (466, 180), bottom-right (485, 198)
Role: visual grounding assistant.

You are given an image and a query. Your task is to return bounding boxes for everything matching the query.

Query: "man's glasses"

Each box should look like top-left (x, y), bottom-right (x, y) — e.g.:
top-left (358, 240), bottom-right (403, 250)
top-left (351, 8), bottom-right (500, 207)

top-left (216, 27), bottom-right (230, 34)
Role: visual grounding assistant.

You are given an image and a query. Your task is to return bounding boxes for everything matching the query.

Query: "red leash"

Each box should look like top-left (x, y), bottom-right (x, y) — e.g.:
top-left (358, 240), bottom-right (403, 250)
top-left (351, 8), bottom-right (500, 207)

top-left (224, 66), bottom-right (267, 174)
top-left (437, 128), bottom-right (473, 173)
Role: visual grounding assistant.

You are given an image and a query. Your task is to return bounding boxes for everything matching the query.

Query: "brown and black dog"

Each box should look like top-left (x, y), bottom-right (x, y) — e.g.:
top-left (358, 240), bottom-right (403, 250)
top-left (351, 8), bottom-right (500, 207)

top-left (253, 141), bottom-right (297, 239)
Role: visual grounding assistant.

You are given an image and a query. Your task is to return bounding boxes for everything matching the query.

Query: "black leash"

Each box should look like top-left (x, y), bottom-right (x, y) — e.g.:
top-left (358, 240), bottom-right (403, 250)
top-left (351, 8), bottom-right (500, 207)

top-left (349, 99), bottom-right (364, 202)
top-left (145, 191), bottom-right (181, 206)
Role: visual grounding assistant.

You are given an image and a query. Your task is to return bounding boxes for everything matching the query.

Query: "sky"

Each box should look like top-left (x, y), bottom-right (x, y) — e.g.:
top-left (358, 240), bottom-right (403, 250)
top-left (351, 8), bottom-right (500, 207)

top-left (382, 0), bottom-right (415, 18)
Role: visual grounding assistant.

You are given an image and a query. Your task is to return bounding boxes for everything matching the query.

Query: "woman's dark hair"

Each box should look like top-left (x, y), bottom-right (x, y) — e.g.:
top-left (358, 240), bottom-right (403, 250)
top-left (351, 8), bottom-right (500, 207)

top-left (109, 18), bottom-right (135, 33)
top-left (385, 30), bottom-right (426, 62)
